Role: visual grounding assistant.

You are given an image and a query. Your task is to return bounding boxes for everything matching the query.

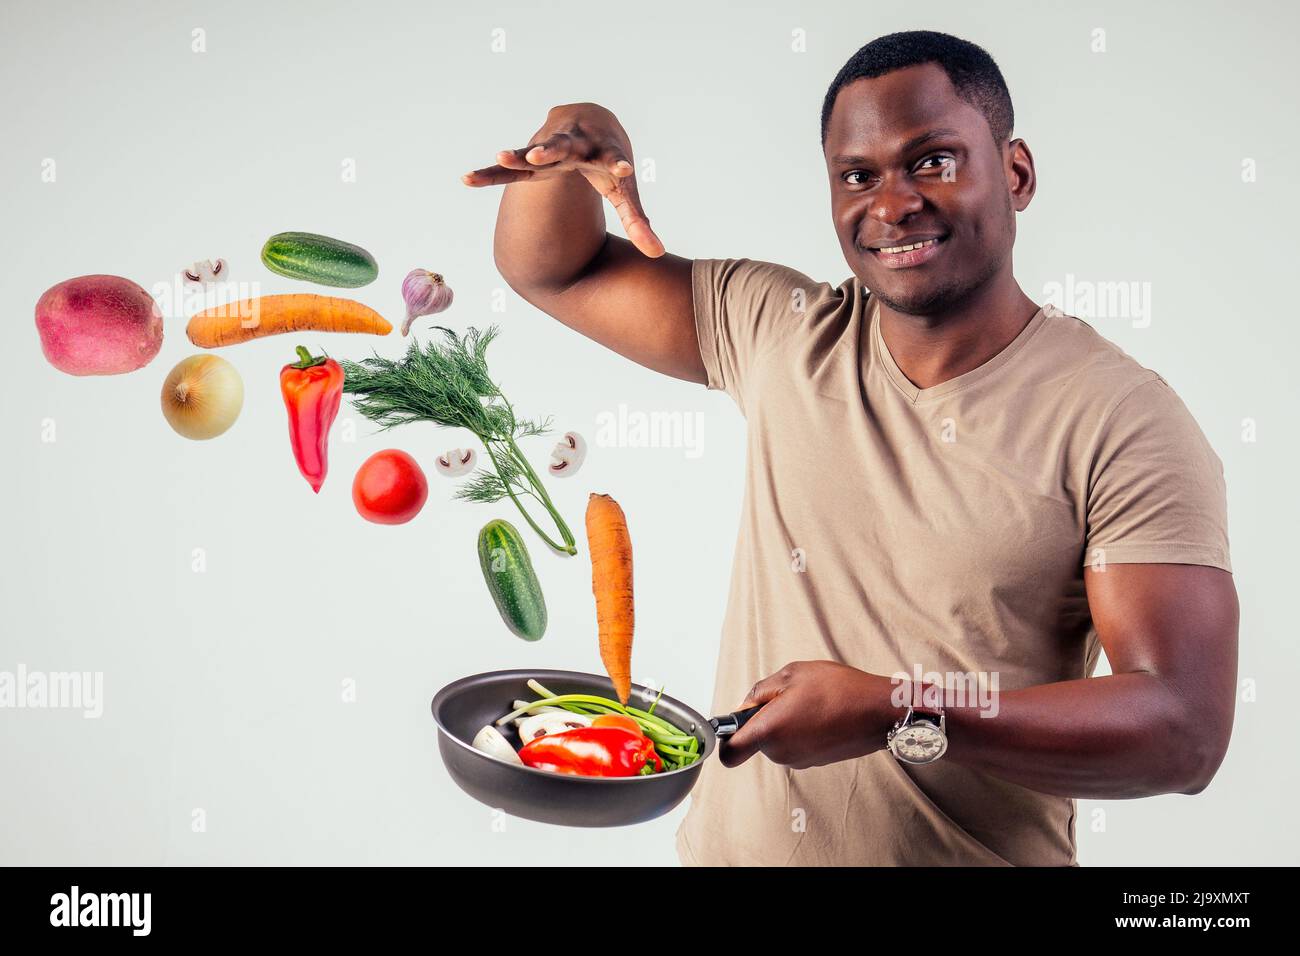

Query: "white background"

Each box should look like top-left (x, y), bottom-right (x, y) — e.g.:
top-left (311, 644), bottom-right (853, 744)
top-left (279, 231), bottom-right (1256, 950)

top-left (1, 0), bottom-right (1295, 865)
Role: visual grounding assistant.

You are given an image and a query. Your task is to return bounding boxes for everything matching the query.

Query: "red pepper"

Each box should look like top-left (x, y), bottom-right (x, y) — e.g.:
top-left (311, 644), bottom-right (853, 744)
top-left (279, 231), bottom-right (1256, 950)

top-left (280, 346), bottom-right (344, 493)
top-left (593, 716), bottom-right (663, 772)
top-left (518, 726), bottom-right (662, 777)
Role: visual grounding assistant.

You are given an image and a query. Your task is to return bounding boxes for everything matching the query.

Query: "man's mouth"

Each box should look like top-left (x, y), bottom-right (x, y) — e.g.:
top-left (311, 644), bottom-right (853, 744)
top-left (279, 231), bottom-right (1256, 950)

top-left (865, 234), bottom-right (949, 269)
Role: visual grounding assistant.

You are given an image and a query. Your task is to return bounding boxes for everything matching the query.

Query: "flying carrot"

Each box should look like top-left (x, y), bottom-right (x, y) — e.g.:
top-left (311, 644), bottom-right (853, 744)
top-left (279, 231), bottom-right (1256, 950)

top-left (186, 294), bottom-right (392, 348)
top-left (586, 492), bottom-right (634, 705)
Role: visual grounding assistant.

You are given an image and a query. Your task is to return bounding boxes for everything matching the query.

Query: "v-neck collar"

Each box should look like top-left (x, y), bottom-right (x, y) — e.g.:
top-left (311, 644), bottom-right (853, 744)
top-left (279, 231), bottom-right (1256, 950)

top-left (870, 295), bottom-right (1050, 404)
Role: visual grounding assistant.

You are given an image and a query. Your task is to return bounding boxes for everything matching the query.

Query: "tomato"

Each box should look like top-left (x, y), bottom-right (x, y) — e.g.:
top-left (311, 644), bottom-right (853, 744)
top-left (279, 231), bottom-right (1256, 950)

top-left (352, 450), bottom-right (429, 525)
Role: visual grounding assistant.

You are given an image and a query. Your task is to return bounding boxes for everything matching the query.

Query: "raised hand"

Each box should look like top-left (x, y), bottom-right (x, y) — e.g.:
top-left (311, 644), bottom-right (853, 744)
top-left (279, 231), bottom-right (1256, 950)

top-left (462, 102), bottom-right (665, 258)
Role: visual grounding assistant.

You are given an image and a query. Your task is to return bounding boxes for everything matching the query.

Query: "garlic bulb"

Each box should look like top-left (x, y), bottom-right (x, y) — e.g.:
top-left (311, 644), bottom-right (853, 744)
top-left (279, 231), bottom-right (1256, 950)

top-left (161, 355), bottom-right (244, 440)
top-left (401, 269), bottom-right (454, 336)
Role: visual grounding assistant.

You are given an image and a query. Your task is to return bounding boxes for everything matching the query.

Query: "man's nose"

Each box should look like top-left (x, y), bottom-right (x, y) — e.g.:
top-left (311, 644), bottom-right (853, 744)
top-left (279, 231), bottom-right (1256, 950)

top-left (869, 174), bottom-right (925, 224)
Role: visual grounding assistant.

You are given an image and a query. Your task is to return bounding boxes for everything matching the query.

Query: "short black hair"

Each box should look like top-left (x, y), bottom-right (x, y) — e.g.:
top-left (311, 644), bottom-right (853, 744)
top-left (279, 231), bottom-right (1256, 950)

top-left (820, 30), bottom-right (1014, 148)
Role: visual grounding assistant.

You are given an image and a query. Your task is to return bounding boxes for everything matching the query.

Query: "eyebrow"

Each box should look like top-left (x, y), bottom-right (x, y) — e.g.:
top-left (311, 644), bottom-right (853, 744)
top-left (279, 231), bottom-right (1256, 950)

top-left (831, 127), bottom-right (963, 166)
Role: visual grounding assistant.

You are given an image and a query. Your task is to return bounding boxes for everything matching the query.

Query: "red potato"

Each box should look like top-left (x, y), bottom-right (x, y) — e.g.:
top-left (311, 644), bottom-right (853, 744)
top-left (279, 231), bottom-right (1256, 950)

top-left (35, 275), bottom-right (163, 376)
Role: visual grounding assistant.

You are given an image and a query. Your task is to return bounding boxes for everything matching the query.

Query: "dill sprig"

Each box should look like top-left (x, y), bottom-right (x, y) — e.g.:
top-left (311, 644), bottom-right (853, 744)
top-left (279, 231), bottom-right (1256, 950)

top-left (340, 326), bottom-right (577, 555)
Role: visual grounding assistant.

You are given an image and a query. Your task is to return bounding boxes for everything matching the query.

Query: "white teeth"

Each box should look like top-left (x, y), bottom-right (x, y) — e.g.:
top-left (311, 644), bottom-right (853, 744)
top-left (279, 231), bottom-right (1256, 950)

top-left (878, 238), bottom-right (940, 255)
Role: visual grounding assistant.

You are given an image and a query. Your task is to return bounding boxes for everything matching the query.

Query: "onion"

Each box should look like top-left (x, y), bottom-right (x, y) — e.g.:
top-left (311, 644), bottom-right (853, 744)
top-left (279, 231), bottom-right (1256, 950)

top-left (161, 354), bottom-right (244, 440)
top-left (472, 725), bottom-right (523, 764)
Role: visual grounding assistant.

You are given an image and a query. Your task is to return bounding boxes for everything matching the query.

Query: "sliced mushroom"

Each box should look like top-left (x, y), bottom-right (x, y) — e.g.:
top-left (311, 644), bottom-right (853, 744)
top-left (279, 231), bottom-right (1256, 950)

top-left (434, 447), bottom-right (476, 478)
top-left (517, 711), bottom-right (593, 745)
top-left (547, 431), bottom-right (587, 478)
top-left (182, 258), bottom-right (228, 286)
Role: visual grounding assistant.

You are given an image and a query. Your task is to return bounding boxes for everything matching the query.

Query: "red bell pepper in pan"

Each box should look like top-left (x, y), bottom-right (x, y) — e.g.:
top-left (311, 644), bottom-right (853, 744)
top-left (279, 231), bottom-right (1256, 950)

top-left (518, 726), bottom-right (663, 777)
top-left (281, 346), bottom-right (344, 493)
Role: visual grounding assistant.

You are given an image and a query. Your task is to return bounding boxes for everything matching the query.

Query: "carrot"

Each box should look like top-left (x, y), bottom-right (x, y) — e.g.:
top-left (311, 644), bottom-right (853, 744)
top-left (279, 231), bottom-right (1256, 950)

top-left (586, 493), bottom-right (634, 705)
top-left (186, 294), bottom-right (391, 348)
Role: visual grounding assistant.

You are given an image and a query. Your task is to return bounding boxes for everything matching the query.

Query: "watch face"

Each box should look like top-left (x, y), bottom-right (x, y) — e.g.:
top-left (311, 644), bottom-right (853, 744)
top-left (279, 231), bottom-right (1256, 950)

top-left (890, 721), bottom-right (947, 764)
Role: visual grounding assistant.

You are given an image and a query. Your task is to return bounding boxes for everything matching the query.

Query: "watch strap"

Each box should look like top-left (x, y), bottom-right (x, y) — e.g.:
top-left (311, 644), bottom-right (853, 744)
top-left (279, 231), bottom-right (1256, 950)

top-left (909, 681), bottom-right (944, 721)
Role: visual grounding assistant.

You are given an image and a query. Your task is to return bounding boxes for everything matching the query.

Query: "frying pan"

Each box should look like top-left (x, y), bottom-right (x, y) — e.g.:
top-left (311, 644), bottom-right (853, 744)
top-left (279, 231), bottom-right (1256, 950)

top-left (430, 668), bottom-right (759, 827)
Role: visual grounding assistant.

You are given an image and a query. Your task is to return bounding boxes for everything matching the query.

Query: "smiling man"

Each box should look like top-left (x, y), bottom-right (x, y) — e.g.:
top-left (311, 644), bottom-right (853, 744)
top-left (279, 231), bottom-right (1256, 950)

top-left (464, 30), bottom-right (1238, 866)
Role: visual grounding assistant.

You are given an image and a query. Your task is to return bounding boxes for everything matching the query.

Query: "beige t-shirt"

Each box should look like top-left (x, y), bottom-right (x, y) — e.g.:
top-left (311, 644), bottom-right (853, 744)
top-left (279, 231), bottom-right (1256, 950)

top-left (676, 257), bottom-right (1232, 867)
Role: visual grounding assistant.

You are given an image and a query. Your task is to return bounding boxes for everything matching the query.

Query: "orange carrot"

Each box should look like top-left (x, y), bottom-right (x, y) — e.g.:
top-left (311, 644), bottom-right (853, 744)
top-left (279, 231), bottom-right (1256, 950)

top-left (186, 294), bottom-right (391, 348)
top-left (586, 493), bottom-right (634, 705)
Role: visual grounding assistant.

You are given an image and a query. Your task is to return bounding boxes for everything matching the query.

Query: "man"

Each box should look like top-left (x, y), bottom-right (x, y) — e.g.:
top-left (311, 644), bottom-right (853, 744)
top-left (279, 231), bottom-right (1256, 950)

top-left (462, 30), bottom-right (1237, 866)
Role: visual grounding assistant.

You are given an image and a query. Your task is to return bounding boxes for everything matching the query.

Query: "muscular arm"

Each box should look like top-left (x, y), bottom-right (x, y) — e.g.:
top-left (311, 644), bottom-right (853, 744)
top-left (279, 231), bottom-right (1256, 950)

top-left (723, 563), bottom-right (1240, 798)
top-left (940, 563), bottom-right (1239, 797)
top-left (465, 103), bottom-right (704, 383)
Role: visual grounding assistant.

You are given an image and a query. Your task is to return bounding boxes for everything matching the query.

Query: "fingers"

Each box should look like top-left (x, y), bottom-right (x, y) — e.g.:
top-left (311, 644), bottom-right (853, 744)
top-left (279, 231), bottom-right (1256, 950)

top-left (604, 171), bottom-right (666, 258)
top-left (462, 134), bottom-right (584, 188)
top-left (717, 667), bottom-right (794, 768)
top-left (738, 669), bottom-right (788, 711)
top-left (494, 147), bottom-right (535, 171)
top-left (461, 163), bottom-right (536, 187)
top-left (460, 144), bottom-right (549, 187)
top-left (718, 698), bottom-right (782, 768)
top-left (524, 132), bottom-right (577, 166)
top-left (462, 133), bottom-right (665, 257)
top-left (596, 142), bottom-right (635, 178)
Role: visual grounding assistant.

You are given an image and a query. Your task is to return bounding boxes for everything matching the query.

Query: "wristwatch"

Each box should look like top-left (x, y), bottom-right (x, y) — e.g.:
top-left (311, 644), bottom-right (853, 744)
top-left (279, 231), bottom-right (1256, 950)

top-left (886, 685), bottom-right (948, 765)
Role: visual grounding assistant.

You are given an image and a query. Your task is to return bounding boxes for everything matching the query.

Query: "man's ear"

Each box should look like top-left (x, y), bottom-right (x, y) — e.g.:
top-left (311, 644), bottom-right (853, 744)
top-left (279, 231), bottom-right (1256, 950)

top-left (1007, 137), bottom-right (1037, 211)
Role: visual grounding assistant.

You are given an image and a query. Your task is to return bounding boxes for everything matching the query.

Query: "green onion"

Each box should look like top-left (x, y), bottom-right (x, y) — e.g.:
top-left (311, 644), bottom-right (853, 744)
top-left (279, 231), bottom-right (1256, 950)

top-left (512, 681), bottom-right (702, 770)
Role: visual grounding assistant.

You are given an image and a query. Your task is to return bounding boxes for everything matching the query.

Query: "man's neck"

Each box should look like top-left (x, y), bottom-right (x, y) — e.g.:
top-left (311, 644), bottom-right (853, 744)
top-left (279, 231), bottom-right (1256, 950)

top-left (877, 280), bottom-right (1040, 391)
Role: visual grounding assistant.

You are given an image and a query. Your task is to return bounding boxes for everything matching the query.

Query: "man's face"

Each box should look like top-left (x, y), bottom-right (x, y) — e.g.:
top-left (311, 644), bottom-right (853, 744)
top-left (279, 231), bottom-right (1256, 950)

top-left (824, 63), bottom-right (1026, 316)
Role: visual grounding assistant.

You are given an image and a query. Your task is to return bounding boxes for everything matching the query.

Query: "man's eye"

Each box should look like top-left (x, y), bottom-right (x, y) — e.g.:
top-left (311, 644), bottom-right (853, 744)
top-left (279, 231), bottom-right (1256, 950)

top-left (843, 170), bottom-right (872, 186)
top-left (918, 154), bottom-right (955, 172)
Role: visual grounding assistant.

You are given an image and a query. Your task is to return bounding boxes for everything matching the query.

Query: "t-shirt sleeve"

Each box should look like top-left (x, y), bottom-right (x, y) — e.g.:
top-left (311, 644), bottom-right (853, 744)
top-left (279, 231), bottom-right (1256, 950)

top-left (692, 257), bottom-right (818, 415)
top-left (1083, 375), bottom-right (1232, 571)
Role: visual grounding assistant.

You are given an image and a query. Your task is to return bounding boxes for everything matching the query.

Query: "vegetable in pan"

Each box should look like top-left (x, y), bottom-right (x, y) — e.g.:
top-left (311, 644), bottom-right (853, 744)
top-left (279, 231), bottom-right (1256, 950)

top-left (519, 724), bottom-right (662, 777)
top-left (471, 726), bottom-right (522, 764)
top-left (471, 679), bottom-right (702, 777)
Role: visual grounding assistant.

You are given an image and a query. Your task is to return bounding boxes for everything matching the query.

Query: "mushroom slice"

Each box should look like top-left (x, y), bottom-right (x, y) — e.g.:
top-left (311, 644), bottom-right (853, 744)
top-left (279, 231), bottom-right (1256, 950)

top-left (435, 447), bottom-right (477, 478)
top-left (547, 431), bottom-right (587, 478)
top-left (182, 258), bottom-right (228, 286)
top-left (516, 711), bottom-right (593, 746)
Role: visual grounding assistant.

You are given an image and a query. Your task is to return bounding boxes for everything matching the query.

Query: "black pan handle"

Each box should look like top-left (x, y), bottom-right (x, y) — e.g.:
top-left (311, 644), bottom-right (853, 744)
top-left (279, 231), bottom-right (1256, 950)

top-left (708, 704), bottom-right (763, 738)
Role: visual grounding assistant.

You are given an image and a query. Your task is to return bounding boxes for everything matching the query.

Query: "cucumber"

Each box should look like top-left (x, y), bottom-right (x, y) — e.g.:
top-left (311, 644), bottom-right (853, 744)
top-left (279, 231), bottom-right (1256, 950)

top-left (260, 231), bottom-right (378, 288)
top-left (478, 519), bottom-right (547, 641)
